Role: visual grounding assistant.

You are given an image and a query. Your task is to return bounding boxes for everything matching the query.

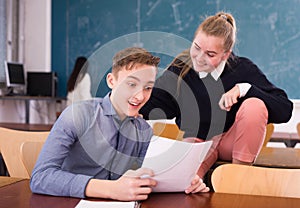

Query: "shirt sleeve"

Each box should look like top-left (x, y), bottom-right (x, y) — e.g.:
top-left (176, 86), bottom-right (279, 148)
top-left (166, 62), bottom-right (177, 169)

top-left (30, 105), bottom-right (93, 198)
top-left (236, 83), bottom-right (252, 98)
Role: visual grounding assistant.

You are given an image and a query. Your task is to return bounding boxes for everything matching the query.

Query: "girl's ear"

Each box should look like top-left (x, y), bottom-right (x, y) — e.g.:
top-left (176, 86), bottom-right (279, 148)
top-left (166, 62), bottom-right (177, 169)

top-left (106, 73), bottom-right (115, 89)
top-left (222, 50), bottom-right (231, 61)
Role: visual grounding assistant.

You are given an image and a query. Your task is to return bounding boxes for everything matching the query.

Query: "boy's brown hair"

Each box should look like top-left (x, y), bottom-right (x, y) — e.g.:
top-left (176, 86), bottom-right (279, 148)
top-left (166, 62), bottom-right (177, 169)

top-left (112, 47), bottom-right (160, 78)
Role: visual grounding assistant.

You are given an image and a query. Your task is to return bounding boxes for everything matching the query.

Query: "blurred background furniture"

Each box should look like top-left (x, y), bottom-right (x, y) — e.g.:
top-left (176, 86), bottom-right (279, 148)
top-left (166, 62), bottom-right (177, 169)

top-left (152, 122), bottom-right (184, 140)
top-left (0, 127), bottom-right (49, 178)
top-left (20, 141), bottom-right (45, 177)
top-left (212, 163), bottom-right (300, 198)
top-left (263, 123), bottom-right (274, 147)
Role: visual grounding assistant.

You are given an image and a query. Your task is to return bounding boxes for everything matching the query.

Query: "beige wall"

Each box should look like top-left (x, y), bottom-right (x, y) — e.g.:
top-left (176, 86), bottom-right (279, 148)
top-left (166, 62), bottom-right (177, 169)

top-left (23, 0), bottom-right (51, 72)
top-left (0, 0), bottom-right (54, 124)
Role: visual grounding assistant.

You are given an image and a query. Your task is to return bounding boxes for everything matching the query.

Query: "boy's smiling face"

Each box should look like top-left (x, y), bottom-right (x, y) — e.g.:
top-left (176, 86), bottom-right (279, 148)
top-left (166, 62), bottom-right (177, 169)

top-left (107, 64), bottom-right (156, 120)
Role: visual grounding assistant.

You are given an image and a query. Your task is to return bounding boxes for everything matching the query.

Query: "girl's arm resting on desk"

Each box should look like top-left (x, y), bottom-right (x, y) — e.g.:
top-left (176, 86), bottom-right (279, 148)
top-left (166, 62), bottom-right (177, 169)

top-left (85, 168), bottom-right (157, 201)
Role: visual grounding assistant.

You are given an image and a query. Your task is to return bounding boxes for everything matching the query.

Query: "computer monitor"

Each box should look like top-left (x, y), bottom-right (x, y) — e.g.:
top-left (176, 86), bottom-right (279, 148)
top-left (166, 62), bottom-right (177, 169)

top-left (4, 61), bottom-right (26, 88)
top-left (27, 72), bottom-right (57, 97)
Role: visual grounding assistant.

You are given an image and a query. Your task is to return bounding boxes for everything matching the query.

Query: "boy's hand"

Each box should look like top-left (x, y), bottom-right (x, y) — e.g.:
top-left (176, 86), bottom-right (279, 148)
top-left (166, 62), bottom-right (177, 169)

top-left (111, 168), bottom-right (157, 201)
top-left (185, 175), bottom-right (210, 194)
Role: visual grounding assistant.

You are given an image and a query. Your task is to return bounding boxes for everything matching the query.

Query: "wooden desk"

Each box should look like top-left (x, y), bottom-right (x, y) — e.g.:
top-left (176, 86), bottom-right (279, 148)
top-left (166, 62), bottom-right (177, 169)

top-left (270, 132), bottom-right (300, 147)
top-left (254, 147), bottom-right (300, 168)
top-left (0, 176), bottom-right (24, 188)
top-left (1, 179), bottom-right (300, 208)
top-left (0, 95), bottom-right (65, 124)
top-left (0, 122), bottom-right (53, 131)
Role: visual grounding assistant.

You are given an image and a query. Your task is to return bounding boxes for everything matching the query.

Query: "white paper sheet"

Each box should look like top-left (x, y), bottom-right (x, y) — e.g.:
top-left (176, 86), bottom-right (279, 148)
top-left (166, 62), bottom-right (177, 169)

top-left (142, 136), bottom-right (212, 192)
top-left (75, 200), bottom-right (137, 208)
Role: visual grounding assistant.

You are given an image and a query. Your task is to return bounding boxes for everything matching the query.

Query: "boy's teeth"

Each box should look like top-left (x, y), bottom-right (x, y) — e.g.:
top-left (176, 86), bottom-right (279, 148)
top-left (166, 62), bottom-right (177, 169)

top-left (130, 101), bottom-right (138, 106)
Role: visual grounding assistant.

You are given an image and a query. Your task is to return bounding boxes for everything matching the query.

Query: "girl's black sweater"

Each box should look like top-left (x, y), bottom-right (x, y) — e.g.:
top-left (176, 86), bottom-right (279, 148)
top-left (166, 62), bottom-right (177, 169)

top-left (140, 54), bottom-right (293, 139)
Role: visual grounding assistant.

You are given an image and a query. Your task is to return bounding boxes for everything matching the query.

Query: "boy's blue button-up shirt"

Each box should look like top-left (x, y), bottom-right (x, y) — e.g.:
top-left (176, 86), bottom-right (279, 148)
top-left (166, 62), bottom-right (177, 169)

top-left (30, 93), bottom-right (152, 198)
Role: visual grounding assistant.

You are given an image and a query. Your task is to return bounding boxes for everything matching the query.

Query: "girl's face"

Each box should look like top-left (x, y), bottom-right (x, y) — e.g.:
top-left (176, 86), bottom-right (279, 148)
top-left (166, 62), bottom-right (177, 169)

top-left (190, 31), bottom-right (230, 73)
top-left (107, 64), bottom-right (156, 121)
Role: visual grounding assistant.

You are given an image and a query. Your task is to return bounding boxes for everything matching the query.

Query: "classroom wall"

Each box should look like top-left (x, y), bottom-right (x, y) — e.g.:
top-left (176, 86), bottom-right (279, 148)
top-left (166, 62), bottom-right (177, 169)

top-left (50, 0), bottom-right (300, 132)
top-left (23, 0), bottom-right (51, 72)
top-left (52, 0), bottom-right (300, 100)
top-left (0, 0), bottom-right (6, 83)
top-left (275, 99), bottom-right (300, 133)
top-left (2, 0), bottom-right (300, 130)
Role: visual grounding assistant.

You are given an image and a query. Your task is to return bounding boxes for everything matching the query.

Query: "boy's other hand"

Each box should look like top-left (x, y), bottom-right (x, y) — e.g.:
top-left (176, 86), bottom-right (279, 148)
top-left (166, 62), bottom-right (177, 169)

top-left (112, 168), bottom-right (157, 201)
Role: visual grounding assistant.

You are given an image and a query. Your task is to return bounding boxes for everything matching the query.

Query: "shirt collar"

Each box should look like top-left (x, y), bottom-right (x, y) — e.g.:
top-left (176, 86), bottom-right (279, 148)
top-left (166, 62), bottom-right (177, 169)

top-left (102, 92), bottom-right (117, 117)
top-left (198, 60), bottom-right (226, 80)
top-left (102, 92), bottom-right (137, 123)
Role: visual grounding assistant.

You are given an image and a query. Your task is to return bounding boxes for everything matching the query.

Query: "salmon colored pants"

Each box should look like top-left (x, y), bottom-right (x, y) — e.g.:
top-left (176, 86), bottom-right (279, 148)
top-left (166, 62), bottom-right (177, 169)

top-left (197, 98), bottom-right (268, 178)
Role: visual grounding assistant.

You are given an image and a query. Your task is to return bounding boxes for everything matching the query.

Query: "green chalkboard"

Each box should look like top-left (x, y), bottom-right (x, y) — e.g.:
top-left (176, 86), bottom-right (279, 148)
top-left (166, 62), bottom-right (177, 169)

top-left (52, 0), bottom-right (300, 98)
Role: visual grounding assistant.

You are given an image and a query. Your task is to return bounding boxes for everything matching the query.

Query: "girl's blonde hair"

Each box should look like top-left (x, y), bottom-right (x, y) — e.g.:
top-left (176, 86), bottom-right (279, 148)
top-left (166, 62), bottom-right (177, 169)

top-left (173, 12), bottom-right (237, 82)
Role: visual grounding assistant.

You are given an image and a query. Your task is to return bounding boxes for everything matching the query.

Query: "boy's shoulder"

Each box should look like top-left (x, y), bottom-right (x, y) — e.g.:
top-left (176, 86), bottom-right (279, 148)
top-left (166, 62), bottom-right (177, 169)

top-left (63, 97), bottom-right (105, 118)
top-left (71, 97), bottom-right (104, 109)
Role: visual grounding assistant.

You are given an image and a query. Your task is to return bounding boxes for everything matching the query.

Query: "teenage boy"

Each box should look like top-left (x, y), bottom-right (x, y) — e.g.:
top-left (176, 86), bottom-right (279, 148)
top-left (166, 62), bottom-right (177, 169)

top-left (30, 47), bottom-right (208, 201)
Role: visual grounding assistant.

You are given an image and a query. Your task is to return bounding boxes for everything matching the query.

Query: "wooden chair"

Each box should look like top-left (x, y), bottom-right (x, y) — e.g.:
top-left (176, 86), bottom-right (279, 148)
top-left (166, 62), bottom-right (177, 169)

top-left (0, 127), bottom-right (49, 178)
top-left (297, 123), bottom-right (300, 138)
top-left (211, 163), bottom-right (300, 198)
top-left (152, 122), bottom-right (185, 140)
top-left (206, 123), bottom-right (274, 190)
top-left (20, 141), bottom-right (45, 177)
top-left (263, 123), bottom-right (274, 147)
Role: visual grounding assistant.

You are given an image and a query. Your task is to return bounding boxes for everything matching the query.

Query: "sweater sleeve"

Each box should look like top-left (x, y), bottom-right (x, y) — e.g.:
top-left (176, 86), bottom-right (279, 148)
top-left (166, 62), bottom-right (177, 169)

top-left (140, 68), bottom-right (181, 120)
top-left (240, 58), bottom-right (293, 123)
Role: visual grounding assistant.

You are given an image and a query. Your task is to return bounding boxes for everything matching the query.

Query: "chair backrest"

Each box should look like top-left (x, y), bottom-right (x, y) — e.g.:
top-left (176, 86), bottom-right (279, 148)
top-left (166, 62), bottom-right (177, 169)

top-left (211, 163), bottom-right (300, 198)
top-left (0, 127), bottom-right (49, 178)
top-left (152, 122), bottom-right (185, 140)
top-left (20, 141), bottom-right (45, 177)
top-left (297, 123), bottom-right (300, 138)
top-left (263, 123), bottom-right (274, 147)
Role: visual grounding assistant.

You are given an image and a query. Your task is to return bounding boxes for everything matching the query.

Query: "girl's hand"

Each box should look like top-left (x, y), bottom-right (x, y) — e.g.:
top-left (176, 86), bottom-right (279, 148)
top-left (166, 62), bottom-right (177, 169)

top-left (219, 85), bottom-right (240, 111)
